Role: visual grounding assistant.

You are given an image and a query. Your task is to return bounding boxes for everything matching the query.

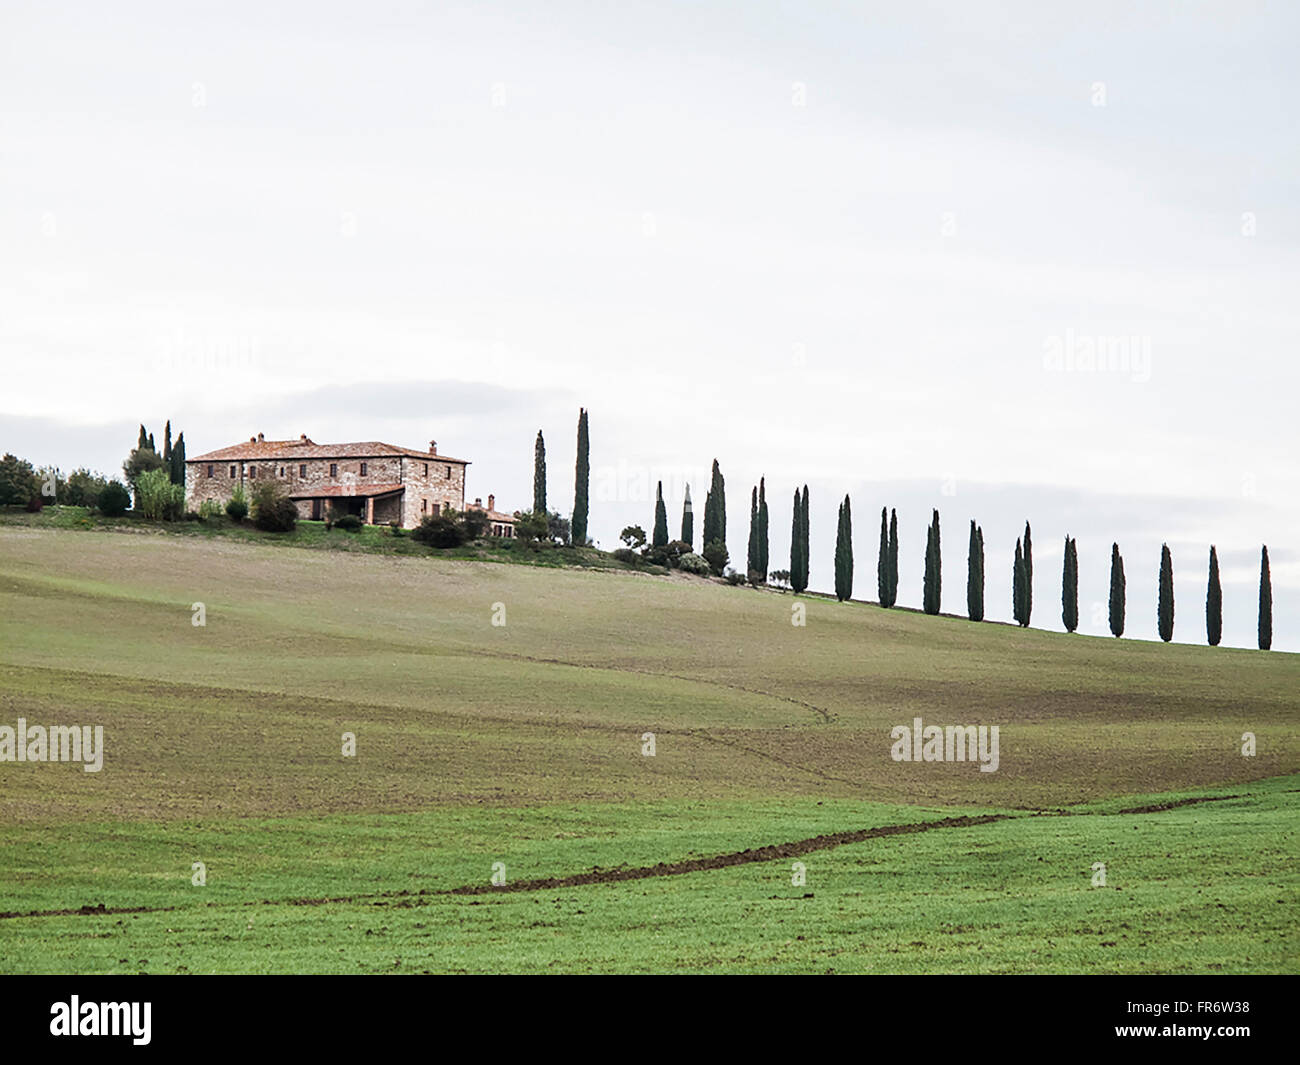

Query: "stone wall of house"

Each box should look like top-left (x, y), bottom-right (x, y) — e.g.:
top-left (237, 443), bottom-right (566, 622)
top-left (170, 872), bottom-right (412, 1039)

top-left (186, 452), bottom-right (466, 527)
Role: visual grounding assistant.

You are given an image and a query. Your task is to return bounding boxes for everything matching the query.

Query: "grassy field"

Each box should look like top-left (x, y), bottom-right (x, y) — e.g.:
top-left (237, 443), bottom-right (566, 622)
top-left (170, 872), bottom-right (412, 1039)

top-left (0, 526), bottom-right (1296, 973)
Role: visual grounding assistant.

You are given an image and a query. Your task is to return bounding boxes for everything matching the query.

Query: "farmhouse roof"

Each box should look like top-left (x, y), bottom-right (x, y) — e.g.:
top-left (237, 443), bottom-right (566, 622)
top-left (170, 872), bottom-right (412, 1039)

top-left (189, 436), bottom-right (469, 465)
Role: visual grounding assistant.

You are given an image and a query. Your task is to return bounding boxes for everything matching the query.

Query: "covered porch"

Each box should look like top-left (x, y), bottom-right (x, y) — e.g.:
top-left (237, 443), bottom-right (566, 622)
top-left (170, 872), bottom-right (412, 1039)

top-left (289, 484), bottom-right (405, 526)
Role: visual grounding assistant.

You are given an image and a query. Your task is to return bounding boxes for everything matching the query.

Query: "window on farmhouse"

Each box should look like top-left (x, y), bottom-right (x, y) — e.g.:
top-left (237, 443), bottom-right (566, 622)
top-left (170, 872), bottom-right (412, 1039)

top-left (330, 463), bottom-right (338, 478)
top-left (299, 464), bottom-right (307, 477)
top-left (360, 462), bottom-right (367, 476)
top-left (446, 466), bottom-right (452, 478)
top-left (230, 465), bottom-right (236, 478)
top-left (279, 467), bottom-right (285, 477)
top-left (423, 463), bottom-right (428, 476)
top-left (249, 466), bottom-right (257, 479)
top-left (206, 465), bottom-right (214, 478)
top-left (432, 503), bottom-right (441, 517)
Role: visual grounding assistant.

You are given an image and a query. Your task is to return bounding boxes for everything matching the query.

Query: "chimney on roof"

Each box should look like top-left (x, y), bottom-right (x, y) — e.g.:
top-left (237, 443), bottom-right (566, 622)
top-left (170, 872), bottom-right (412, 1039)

top-left (429, 440), bottom-right (437, 455)
top-left (249, 436), bottom-right (256, 443)
top-left (488, 494), bottom-right (495, 511)
top-left (257, 432), bottom-right (264, 442)
top-left (299, 433), bottom-right (307, 441)
top-left (474, 497), bottom-right (482, 508)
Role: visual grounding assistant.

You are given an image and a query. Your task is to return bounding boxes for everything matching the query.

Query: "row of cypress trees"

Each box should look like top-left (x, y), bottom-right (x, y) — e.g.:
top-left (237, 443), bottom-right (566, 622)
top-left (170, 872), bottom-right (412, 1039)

top-left (559, 427), bottom-right (1278, 651)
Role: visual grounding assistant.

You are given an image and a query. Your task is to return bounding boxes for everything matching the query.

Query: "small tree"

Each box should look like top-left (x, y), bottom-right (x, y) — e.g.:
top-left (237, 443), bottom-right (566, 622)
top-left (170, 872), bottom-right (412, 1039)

top-left (226, 484), bottom-right (249, 523)
top-left (98, 481), bottom-right (131, 516)
top-left (135, 467), bottom-right (184, 520)
top-left (1062, 535), bottom-right (1079, 633)
top-left (513, 510), bottom-right (549, 543)
top-left (1109, 543), bottom-right (1126, 637)
top-left (967, 520), bottom-right (984, 622)
top-left (1259, 545), bottom-right (1272, 651)
top-left (1157, 543), bottom-right (1174, 642)
top-left (620, 525), bottom-right (647, 550)
top-left (0, 453), bottom-right (38, 506)
top-left (1206, 545), bottom-right (1222, 647)
top-left (252, 482), bottom-right (298, 533)
top-left (833, 494), bottom-right (853, 602)
top-left (653, 482), bottom-right (669, 548)
top-left (412, 514), bottom-right (466, 548)
top-left (703, 539), bottom-right (729, 576)
top-left (681, 485), bottom-right (693, 548)
top-left (533, 430), bottom-right (547, 514)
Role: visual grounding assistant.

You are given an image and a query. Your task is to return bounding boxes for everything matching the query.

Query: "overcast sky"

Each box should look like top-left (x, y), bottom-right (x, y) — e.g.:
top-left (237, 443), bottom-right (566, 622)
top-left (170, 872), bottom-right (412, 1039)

top-left (2, 1), bottom-right (1297, 650)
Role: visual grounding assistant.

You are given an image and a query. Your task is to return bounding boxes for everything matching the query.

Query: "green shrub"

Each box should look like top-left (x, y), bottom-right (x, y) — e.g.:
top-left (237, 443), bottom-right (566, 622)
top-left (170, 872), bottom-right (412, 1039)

top-left (724, 567), bottom-right (747, 585)
top-left (0, 453), bottom-right (38, 506)
top-left (612, 547), bottom-right (640, 565)
top-left (135, 467), bottom-right (185, 520)
top-left (703, 539), bottom-right (729, 575)
top-left (226, 485), bottom-right (249, 523)
top-left (98, 482), bottom-right (130, 516)
top-left (251, 482), bottom-right (298, 533)
top-left (513, 511), bottom-right (550, 543)
top-left (677, 552), bottom-right (711, 575)
top-left (333, 514), bottom-right (363, 532)
top-left (198, 499), bottom-right (223, 521)
top-left (65, 469), bottom-right (110, 509)
top-left (411, 514), bottom-right (465, 547)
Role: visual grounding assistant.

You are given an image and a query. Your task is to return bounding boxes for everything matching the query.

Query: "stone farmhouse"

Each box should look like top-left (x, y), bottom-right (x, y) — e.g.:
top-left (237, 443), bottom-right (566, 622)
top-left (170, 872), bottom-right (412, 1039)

top-left (186, 433), bottom-right (514, 534)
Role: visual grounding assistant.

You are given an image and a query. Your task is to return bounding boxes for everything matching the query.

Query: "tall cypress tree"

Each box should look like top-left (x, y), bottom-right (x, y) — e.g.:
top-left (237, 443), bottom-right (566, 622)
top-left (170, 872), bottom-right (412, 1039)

top-left (163, 420), bottom-right (172, 466)
top-left (171, 431), bottom-right (186, 486)
top-left (923, 509), bottom-right (941, 615)
top-left (138, 425), bottom-right (149, 451)
top-left (789, 488), bottom-right (804, 593)
top-left (533, 430), bottom-right (547, 514)
top-left (653, 482), bottom-right (669, 547)
top-left (1158, 543), bottom-right (1175, 643)
top-left (1206, 545), bottom-right (1222, 647)
top-left (878, 508), bottom-right (890, 606)
top-left (702, 459), bottom-right (725, 552)
top-left (747, 486), bottom-right (759, 574)
top-left (681, 485), bottom-right (693, 548)
top-left (757, 478), bottom-right (768, 581)
top-left (1062, 535), bottom-right (1079, 633)
top-left (799, 485), bottom-right (810, 594)
top-left (572, 408), bottom-right (589, 546)
top-left (834, 495), bottom-right (853, 601)
top-left (1109, 543), bottom-right (1126, 638)
top-left (1022, 521), bottom-right (1033, 627)
top-left (967, 520), bottom-right (984, 621)
top-left (1013, 539), bottom-right (1025, 625)
top-left (147, 431), bottom-right (155, 452)
top-left (887, 508), bottom-right (899, 608)
top-left (1259, 545), bottom-right (1272, 651)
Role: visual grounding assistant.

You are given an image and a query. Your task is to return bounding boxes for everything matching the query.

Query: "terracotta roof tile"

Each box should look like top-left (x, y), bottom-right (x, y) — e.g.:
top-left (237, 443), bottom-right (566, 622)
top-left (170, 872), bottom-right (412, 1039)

top-left (189, 438), bottom-right (469, 464)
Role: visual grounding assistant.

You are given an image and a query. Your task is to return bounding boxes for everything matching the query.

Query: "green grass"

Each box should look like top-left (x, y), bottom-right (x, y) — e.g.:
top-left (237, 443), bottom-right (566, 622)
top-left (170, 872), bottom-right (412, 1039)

top-left (0, 526), bottom-right (1296, 972)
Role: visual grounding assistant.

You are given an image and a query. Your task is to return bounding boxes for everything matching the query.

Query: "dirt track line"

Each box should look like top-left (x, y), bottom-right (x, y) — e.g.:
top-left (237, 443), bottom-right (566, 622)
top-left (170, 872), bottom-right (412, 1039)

top-left (0, 794), bottom-right (1249, 919)
top-left (443, 814), bottom-right (1010, 895)
top-left (454, 647), bottom-right (835, 724)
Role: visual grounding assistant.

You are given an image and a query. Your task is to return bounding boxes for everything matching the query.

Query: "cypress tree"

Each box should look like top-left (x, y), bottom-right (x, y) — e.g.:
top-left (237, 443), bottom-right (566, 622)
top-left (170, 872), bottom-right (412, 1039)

top-left (138, 425), bottom-right (149, 451)
top-left (923, 509), bottom-right (941, 615)
top-left (533, 431), bottom-right (547, 513)
top-left (834, 495), bottom-right (853, 601)
top-left (1206, 546), bottom-right (1222, 647)
top-left (747, 486), bottom-right (759, 573)
top-left (1013, 539), bottom-right (1025, 625)
top-left (147, 431), bottom-right (155, 452)
top-left (1109, 543), bottom-right (1126, 637)
top-left (757, 478), bottom-right (768, 580)
top-left (967, 520), bottom-right (984, 621)
top-left (653, 482), bottom-right (669, 547)
top-left (1158, 543), bottom-right (1174, 642)
top-left (163, 420), bottom-right (172, 465)
top-left (1259, 545), bottom-right (1272, 651)
top-left (1062, 536), bottom-right (1079, 633)
top-left (789, 488), bottom-right (804, 593)
top-left (1022, 521), bottom-right (1033, 627)
top-left (887, 508), bottom-right (899, 608)
top-left (572, 408), bottom-right (589, 546)
top-left (798, 485), bottom-right (810, 594)
top-left (171, 432), bottom-right (186, 486)
top-left (681, 485), bottom-right (693, 548)
top-left (702, 459), bottom-right (725, 552)
top-left (878, 508), bottom-right (890, 606)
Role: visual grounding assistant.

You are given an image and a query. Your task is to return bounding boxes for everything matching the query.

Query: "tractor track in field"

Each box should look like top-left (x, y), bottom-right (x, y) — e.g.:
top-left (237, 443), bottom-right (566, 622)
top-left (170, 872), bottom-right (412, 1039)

top-left (0, 793), bottom-right (1246, 919)
top-left (454, 647), bottom-right (836, 724)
